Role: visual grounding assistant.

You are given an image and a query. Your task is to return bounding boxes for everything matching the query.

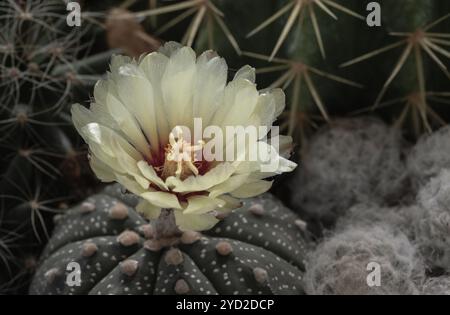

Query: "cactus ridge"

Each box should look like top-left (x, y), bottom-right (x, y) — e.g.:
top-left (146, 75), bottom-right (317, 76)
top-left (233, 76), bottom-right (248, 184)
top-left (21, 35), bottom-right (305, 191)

top-left (30, 184), bottom-right (310, 295)
top-left (246, 0), bottom-right (364, 60)
top-left (243, 50), bottom-right (363, 141)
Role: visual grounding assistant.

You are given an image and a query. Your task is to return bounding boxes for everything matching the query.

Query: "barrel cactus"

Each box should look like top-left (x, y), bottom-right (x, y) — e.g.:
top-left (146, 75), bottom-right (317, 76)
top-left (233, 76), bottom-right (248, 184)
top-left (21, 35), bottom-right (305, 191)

top-left (3, 0), bottom-right (449, 296)
top-left (30, 184), bottom-right (309, 295)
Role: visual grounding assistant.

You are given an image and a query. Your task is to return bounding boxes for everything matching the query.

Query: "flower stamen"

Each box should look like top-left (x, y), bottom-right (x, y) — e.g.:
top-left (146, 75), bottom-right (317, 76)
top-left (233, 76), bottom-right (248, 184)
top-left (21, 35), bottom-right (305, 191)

top-left (163, 127), bottom-right (205, 180)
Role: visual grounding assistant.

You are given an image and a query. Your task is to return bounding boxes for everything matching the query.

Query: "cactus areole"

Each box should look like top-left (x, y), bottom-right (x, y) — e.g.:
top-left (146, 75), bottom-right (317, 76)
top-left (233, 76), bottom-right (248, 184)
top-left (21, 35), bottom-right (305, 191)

top-left (30, 184), bottom-right (309, 295)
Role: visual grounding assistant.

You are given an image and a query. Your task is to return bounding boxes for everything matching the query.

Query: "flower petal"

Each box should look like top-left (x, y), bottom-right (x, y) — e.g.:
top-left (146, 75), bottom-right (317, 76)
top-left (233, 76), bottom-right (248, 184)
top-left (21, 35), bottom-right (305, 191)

top-left (140, 191), bottom-right (182, 209)
top-left (183, 196), bottom-right (225, 215)
top-left (217, 195), bottom-right (242, 210)
top-left (112, 141), bottom-right (150, 189)
top-left (233, 65), bottom-right (256, 83)
top-left (89, 154), bottom-right (116, 182)
top-left (136, 199), bottom-right (162, 220)
top-left (166, 162), bottom-right (236, 193)
top-left (161, 46), bottom-right (197, 128)
top-left (71, 104), bottom-right (95, 141)
top-left (105, 93), bottom-right (152, 158)
top-left (110, 55), bottom-right (133, 73)
top-left (113, 69), bottom-right (161, 153)
top-left (208, 174), bottom-right (250, 199)
top-left (139, 52), bottom-right (170, 145)
top-left (194, 51), bottom-right (227, 125)
top-left (230, 179), bottom-right (273, 198)
top-left (174, 211), bottom-right (219, 232)
top-left (137, 160), bottom-right (168, 191)
top-left (212, 78), bottom-right (259, 129)
top-left (158, 41), bottom-right (183, 57)
top-left (116, 174), bottom-right (147, 196)
top-left (270, 88), bottom-right (286, 117)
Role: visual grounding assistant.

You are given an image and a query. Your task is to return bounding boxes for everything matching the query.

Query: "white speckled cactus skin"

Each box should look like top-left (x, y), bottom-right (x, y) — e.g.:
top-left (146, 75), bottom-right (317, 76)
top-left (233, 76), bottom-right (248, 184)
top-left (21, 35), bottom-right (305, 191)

top-left (29, 185), bottom-right (310, 295)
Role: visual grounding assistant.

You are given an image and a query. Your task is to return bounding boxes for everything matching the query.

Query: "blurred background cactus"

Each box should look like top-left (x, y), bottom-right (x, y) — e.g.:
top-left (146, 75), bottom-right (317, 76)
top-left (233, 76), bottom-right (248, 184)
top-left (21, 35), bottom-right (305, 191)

top-left (0, 0), bottom-right (449, 294)
top-left (0, 0), bottom-right (113, 293)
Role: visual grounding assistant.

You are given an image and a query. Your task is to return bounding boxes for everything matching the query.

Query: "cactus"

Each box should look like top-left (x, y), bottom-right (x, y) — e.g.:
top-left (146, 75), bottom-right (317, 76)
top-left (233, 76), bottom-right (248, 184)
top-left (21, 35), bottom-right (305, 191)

top-left (0, 0), bottom-right (112, 229)
top-left (304, 225), bottom-right (424, 295)
top-left (29, 184), bottom-right (310, 295)
top-left (335, 203), bottom-right (421, 240)
top-left (290, 118), bottom-right (407, 225)
top-left (0, 0), bottom-right (449, 296)
top-left (0, 0), bottom-right (114, 293)
top-left (422, 277), bottom-right (450, 295)
top-left (78, 1), bottom-right (450, 140)
top-left (407, 126), bottom-right (450, 189)
top-left (414, 170), bottom-right (450, 273)
top-left (336, 1), bottom-right (450, 138)
top-left (243, 51), bottom-right (363, 143)
top-left (246, 0), bottom-right (364, 60)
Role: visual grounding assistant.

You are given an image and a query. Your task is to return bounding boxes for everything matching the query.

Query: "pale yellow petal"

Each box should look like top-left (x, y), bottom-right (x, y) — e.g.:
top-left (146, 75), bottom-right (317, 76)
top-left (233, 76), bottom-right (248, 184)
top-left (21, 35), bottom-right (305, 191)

top-left (158, 41), bottom-right (183, 57)
top-left (217, 195), bottom-right (242, 210)
top-left (89, 154), bottom-right (116, 182)
top-left (230, 179), bottom-right (273, 198)
top-left (116, 174), bottom-right (148, 196)
top-left (166, 162), bottom-right (236, 193)
top-left (270, 88), bottom-right (286, 117)
top-left (174, 210), bottom-right (219, 231)
top-left (140, 191), bottom-right (182, 209)
top-left (81, 123), bottom-right (142, 176)
top-left (71, 104), bottom-right (95, 141)
top-left (105, 93), bottom-right (152, 157)
top-left (114, 71), bottom-right (160, 152)
top-left (212, 78), bottom-right (259, 129)
top-left (249, 93), bottom-right (276, 135)
top-left (183, 196), bottom-right (225, 214)
top-left (161, 46), bottom-right (196, 128)
top-left (137, 160), bottom-right (168, 190)
top-left (136, 199), bottom-right (162, 220)
top-left (194, 51), bottom-right (227, 125)
top-left (93, 79), bottom-right (109, 106)
top-left (110, 55), bottom-right (133, 73)
top-left (233, 65), bottom-right (256, 83)
top-left (139, 52), bottom-right (170, 145)
top-left (112, 141), bottom-right (150, 189)
top-left (208, 174), bottom-right (250, 198)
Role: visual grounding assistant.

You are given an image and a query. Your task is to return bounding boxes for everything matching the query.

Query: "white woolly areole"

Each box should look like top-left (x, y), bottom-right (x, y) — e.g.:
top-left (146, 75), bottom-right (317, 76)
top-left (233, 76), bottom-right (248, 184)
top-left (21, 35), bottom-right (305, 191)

top-left (291, 118), bottom-right (406, 223)
top-left (304, 225), bottom-right (423, 295)
top-left (408, 126), bottom-right (450, 188)
top-left (422, 277), bottom-right (450, 295)
top-left (415, 169), bottom-right (450, 272)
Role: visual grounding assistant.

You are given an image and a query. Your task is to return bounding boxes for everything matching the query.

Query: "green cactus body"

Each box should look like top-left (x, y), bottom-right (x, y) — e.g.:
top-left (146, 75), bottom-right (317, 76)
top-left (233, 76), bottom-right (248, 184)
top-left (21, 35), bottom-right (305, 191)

top-left (0, 1), bottom-right (116, 292)
top-left (296, 0), bottom-right (450, 136)
top-left (0, 1), bottom-right (113, 230)
top-left (29, 185), bottom-right (309, 295)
